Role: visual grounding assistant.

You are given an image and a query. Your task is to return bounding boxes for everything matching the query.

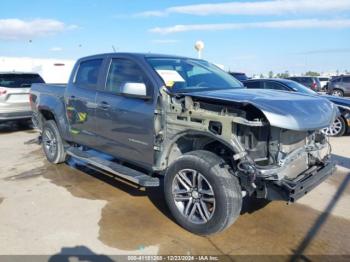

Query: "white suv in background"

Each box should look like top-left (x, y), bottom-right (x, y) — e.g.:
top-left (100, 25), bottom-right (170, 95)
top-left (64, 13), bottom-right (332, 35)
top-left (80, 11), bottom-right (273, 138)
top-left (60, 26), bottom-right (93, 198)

top-left (0, 72), bottom-right (45, 125)
top-left (319, 76), bottom-right (330, 90)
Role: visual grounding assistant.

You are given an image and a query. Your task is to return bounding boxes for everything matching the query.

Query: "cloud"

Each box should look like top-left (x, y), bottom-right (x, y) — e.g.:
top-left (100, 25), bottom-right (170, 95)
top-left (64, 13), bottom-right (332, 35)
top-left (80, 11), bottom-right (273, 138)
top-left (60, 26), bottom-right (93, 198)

top-left (151, 39), bottom-right (179, 44)
top-left (50, 47), bottom-right (63, 52)
top-left (150, 19), bottom-right (350, 34)
top-left (0, 19), bottom-right (77, 40)
top-left (134, 11), bottom-right (167, 18)
top-left (298, 48), bottom-right (350, 55)
top-left (137, 0), bottom-right (350, 17)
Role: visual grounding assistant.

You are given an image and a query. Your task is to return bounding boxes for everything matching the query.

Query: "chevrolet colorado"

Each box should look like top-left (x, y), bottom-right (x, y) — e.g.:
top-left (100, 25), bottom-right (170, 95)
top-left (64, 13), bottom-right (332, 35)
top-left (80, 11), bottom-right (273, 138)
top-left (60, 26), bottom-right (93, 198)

top-left (30, 53), bottom-right (338, 235)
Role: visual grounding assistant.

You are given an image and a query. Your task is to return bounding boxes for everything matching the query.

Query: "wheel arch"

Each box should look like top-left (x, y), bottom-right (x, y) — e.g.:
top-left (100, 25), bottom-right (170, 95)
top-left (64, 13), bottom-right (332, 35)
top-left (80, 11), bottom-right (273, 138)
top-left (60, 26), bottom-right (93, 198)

top-left (340, 114), bottom-right (349, 133)
top-left (157, 130), bottom-right (237, 171)
top-left (333, 88), bottom-right (345, 96)
top-left (37, 103), bottom-right (70, 141)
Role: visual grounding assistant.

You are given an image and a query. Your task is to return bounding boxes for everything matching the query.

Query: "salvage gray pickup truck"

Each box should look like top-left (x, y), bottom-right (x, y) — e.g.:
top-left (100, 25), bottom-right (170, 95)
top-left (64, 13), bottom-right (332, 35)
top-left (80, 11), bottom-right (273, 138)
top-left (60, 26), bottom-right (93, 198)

top-left (30, 53), bottom-right (338, 235)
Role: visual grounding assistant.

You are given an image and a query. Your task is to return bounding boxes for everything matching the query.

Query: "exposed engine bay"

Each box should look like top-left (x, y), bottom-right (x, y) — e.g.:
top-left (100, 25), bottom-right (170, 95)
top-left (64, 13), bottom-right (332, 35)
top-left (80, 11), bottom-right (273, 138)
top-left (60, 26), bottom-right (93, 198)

top-left (236, 125), bottom-right (330, 180)
top-left (154, 87), bottom-right (333, 199)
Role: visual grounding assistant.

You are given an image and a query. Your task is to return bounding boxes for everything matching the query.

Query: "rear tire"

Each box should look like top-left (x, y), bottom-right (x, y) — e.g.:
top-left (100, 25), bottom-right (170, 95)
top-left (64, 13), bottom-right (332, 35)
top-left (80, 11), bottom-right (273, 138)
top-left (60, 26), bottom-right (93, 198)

top-left (332, 89), bottom-right (344, 97)
top-left (42, 120), bottom-right (66, 164)
top-left (164, 150), bottom-right (242, 235)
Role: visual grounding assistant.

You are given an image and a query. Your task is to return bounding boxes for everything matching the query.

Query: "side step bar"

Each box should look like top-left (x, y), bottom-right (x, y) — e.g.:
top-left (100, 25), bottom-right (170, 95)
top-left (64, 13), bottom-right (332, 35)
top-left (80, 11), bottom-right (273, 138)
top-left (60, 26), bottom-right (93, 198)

top-left (66, 147), bottom-right (160, 187)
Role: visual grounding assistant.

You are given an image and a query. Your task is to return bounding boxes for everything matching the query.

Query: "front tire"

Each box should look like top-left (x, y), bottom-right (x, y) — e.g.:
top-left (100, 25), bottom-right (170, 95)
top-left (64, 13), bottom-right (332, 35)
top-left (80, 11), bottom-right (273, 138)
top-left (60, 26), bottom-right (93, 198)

top-left (42, 120), bottom-right (66, 164)
top-left (164, 150), bottom-right (242, 235)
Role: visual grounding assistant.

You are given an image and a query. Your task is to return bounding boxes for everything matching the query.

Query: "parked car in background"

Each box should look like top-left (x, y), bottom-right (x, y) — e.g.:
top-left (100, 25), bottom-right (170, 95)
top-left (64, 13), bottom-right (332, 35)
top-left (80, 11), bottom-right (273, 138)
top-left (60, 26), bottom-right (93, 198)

top-left (244, 78), bottom-right (350, 137)
top-left (228, 71), bottom-right (248, 82)
top-left (287, 76), bottom-right (321, 92)
top-left (0, 72), bottom-right (45, 125)
top-left (327, 75), bottom-right (350, 97)
top-left (318, 76), bottom-right (330, 91)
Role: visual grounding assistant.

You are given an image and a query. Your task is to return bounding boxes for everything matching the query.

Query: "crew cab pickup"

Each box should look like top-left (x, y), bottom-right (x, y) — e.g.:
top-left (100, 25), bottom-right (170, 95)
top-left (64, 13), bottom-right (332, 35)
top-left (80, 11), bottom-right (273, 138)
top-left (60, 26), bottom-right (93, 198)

top-left (30, 53), bottom-right (338, 235)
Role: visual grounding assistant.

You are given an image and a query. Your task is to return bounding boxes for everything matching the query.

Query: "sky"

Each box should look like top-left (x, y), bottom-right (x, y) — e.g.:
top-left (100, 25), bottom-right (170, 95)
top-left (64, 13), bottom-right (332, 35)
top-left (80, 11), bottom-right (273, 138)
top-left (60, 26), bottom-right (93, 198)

top-left (0, 0), bottom-right (350, 75)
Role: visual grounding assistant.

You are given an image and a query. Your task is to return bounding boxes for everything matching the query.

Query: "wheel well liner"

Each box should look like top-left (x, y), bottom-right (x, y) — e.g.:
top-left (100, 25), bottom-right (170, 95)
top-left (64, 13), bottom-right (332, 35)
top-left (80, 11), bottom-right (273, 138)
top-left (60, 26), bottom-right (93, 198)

top-left (40, 109), bottom-right (56, 122)
top-left (163, 131), bottom-right (236, 169)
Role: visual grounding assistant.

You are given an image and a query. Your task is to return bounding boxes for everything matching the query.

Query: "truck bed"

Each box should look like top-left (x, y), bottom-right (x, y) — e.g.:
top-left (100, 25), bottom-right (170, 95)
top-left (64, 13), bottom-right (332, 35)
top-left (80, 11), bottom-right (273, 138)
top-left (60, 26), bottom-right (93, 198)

top-left (30, 83), bottom-right (66, 97)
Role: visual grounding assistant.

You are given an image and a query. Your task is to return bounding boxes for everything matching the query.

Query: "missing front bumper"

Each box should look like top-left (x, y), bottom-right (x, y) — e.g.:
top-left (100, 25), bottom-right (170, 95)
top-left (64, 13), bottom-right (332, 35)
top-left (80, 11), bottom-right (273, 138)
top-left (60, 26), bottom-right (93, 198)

top-left (264, 162), bottom-right (336, 202)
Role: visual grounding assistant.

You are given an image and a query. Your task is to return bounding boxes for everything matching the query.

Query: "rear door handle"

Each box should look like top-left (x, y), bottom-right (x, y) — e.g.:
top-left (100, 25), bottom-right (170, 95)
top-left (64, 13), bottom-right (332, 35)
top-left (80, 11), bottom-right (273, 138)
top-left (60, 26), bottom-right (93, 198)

top-left (98, 101), bottom-right (110, 110)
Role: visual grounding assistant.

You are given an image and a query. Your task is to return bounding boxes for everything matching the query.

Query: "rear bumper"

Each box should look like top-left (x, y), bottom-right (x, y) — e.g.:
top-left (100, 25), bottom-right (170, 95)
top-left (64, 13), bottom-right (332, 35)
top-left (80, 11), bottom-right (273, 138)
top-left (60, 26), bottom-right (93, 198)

top-left (0, 111), bottom-right (32, 121)
top-left (265, 162), bottom-right (336, 202)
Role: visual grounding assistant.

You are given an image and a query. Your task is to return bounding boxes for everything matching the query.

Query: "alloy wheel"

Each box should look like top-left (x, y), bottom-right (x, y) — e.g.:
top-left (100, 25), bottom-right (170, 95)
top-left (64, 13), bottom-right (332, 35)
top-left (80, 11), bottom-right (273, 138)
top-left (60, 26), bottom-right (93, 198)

top-left (42, 128), bottom-right (57, 158)
top-left (322, 117), bottom-right (343, 136)
top-left (332, 90), bottom-right (344, 97)
top-left (172, 169), bottom-right (215, 224)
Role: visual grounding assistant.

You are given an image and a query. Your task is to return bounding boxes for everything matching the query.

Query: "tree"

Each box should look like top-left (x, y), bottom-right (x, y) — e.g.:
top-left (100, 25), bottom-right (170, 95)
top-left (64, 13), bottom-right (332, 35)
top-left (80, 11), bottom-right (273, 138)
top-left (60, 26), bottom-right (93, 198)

top-left (259, 73), bottom-right (264, 78)
top-left (276, 71), bottom-right (290, 78)
top-left (268, 71), bottom-right (274, 78)
top-left (304, 71), bottom-right (320, 77)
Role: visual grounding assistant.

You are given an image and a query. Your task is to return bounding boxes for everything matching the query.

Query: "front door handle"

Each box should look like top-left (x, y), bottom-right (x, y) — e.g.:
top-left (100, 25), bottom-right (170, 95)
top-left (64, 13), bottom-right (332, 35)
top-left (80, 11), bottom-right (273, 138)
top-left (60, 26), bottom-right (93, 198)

top-left (98, 101), bottom-right (110, 110)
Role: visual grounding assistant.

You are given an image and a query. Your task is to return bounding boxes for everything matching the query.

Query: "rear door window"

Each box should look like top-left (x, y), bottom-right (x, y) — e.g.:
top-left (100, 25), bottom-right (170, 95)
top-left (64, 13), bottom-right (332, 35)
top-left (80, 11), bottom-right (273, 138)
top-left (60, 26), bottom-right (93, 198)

top-left (343, 77), bottom-right (350, 83)
top-left (303, 78), bottom-right (313, 84)
top-left (0, 74), bottom-right (44, 88)
top-left (263, 81), bottom-right (287, 91)
top-left (244, 81), bottom-right (262, 89)
top-left (74, 59), bottom-right (103, 89)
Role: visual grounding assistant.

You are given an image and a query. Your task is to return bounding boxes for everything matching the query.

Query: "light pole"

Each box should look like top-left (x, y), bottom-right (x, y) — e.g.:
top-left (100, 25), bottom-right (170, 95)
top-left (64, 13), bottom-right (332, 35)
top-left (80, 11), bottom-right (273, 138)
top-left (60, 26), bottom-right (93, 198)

top-left (194, 40), bottom-right (204, 59)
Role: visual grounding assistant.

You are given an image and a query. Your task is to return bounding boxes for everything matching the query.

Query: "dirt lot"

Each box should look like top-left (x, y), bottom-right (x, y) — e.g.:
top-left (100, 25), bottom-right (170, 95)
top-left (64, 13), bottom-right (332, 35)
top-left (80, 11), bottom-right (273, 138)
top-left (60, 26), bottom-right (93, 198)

top-left (0, 122), bottom-right (349, 258)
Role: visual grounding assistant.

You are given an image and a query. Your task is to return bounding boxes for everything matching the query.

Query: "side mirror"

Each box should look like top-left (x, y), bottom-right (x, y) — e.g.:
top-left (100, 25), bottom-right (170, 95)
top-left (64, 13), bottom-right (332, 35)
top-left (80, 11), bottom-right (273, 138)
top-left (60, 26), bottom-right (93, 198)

top-left (120, 82), bottom-right (150, 99)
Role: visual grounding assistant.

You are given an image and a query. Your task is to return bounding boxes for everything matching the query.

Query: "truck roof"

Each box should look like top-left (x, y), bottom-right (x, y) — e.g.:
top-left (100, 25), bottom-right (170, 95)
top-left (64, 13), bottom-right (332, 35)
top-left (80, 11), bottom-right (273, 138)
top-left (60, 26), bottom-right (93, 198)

top-left (79, 52), bottom-right (197, 61)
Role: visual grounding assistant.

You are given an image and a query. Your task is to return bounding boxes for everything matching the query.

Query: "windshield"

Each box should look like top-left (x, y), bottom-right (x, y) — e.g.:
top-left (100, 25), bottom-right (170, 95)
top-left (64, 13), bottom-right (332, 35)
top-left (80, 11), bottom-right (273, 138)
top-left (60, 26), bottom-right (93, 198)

top-left (147, 58), bottom-right (243, 93)
top-left (285, 80), bottom-right (317, 95)
top-left (0, 74), bottom-right (45, 88)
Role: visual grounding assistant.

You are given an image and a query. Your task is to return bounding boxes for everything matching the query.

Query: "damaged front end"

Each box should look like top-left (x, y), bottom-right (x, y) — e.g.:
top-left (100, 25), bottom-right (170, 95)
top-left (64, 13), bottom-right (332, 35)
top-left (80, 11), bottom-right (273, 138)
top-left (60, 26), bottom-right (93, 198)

top-left (155, 88), bottom-right (337, 203)
top-left (236, 126), bottom-right (335, 202)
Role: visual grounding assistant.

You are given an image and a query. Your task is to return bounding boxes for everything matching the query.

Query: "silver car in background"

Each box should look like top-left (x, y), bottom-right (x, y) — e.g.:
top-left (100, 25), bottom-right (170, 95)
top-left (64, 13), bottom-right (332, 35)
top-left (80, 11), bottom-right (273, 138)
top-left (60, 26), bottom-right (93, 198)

top-left (0, 72), bottom-right (45, 124)
top-left (328, 75), bottom-right (350, 97)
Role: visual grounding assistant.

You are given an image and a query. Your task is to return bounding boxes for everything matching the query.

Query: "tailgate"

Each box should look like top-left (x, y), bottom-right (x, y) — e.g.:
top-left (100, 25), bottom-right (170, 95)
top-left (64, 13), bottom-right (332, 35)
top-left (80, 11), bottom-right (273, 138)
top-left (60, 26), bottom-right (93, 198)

top-left (0, 87), bottom-right (31, 110)
top-left (6, 88), bottom-right (29, 103)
